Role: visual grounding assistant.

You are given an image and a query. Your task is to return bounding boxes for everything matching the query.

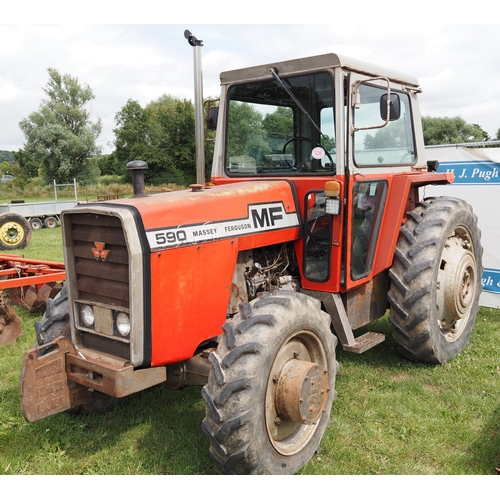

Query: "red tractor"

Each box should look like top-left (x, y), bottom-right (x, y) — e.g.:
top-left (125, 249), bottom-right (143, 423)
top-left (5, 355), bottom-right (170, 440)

top-left (20, 44), bottom-right (482, 474)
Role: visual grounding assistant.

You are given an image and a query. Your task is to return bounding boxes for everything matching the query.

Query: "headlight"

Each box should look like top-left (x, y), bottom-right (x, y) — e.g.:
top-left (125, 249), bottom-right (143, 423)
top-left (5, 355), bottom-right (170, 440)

top-left (115, 312), bottom-right (131, 337)
top-left (80, 304), bottom-right (95, 327)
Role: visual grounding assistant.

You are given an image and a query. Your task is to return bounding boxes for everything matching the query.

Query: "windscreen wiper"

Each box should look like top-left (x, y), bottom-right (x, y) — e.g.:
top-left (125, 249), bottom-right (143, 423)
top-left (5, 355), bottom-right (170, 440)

top-left (269, 67), bottom-right (325, 139)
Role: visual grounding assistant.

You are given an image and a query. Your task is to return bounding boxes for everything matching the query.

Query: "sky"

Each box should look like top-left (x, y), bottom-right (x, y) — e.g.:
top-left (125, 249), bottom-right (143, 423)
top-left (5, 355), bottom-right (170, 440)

top-left (2, 5), bottom-right (500, 156)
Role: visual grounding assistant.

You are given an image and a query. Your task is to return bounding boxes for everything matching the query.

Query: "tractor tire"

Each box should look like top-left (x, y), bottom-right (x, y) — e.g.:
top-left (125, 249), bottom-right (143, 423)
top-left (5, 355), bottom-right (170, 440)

top-left (0, 213), bottom-right (32, 250)
top-left (202, 291), bottom-right (338, 475)
top-left (34, 282), bottom-right (116, 414)
top-left (388, 196), bottom-right (483, 364)
top-left (34, 282), bottom-right (71, 346)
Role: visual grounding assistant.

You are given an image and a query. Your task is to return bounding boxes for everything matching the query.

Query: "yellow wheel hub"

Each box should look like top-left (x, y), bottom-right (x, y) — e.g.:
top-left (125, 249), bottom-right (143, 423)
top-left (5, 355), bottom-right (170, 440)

top-left (0, 222), bottom-right (24, 246)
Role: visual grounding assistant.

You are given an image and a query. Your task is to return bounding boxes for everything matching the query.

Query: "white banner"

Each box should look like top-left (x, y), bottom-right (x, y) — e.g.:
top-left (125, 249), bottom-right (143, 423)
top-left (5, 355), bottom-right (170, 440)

top-left (424, 145), bottom-right (500, 308)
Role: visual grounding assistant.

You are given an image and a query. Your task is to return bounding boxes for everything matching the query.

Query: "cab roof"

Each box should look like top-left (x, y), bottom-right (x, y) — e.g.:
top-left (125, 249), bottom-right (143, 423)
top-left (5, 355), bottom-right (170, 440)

top-left (220, 53), bottom-right (419, 88)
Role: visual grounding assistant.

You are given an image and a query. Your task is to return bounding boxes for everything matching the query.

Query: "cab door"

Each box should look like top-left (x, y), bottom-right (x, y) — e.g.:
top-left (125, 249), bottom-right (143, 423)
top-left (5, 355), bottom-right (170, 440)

top-left (345, 177), bottom-right (389, 288)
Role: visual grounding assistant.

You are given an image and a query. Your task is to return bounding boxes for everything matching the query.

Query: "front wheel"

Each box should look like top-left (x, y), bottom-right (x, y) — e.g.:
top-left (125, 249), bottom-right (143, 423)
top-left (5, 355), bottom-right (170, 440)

top-left (202, 291), bottom-right (338, 475)
top-left (388, 196), bottom-right (483, 363)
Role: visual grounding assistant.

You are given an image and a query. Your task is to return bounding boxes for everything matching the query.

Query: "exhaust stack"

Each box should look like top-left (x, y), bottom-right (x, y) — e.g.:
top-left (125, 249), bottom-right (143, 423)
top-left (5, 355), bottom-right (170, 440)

top-left (184, 29), bottom-right (205, 187)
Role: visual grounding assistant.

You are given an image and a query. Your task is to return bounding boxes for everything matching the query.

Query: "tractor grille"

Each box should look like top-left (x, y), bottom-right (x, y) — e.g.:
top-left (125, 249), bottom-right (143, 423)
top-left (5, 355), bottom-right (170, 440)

top-left (68, 213), bottom-right (129, 308)
top-left (67, 212), bottom-right (131, 360)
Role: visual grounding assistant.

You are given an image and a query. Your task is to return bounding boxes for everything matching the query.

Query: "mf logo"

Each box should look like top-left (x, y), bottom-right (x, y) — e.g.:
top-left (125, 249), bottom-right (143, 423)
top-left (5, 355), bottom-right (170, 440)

top-left (250, 206), bottom-right (283, 228)
top-left (92, 242), bottom-right (110, 262)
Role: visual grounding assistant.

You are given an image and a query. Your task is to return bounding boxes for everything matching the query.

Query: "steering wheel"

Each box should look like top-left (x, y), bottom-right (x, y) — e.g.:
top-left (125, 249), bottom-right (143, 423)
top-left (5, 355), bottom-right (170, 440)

top-left (282, 137), bottom-right (336, 173)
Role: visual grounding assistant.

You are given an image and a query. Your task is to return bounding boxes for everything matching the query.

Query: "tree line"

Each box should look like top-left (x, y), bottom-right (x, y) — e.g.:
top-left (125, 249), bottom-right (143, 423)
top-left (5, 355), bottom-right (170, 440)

top-left (8, 68), bottom-right (500, 187)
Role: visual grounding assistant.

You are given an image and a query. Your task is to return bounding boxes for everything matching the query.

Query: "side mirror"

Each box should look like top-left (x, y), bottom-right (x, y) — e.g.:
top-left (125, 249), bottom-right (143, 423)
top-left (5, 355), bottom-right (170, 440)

top-left (380, 93), bottom-right (401, 121)
top-left (206, 106), bottom-right (219, 130)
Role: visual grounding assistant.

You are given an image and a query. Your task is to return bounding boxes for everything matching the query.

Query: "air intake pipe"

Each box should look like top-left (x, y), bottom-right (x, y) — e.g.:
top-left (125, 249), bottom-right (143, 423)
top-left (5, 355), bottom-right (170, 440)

top-left (126, 160), bottom-right (148, 197)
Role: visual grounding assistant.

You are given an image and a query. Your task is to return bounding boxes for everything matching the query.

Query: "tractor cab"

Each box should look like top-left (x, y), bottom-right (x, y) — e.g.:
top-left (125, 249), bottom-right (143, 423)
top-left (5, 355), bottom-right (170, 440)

top-left (210, 54), bottom-right (437, 296)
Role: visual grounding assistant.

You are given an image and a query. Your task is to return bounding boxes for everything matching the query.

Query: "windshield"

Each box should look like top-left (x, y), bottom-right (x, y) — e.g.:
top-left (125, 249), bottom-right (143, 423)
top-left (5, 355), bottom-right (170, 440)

top-left (225, 72), bottom-right (336, 176)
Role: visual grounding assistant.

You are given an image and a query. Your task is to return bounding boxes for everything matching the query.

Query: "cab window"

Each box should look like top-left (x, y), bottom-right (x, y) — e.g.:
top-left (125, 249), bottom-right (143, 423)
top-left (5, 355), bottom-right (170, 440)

top-left (353, 84), bottom-right (415, 166)
top-left (226, 72), bottom-right (336, 176)
top-left (304, 191), bottom-right (332, 281)
top-left (350, 179), bottom-right (388, 280)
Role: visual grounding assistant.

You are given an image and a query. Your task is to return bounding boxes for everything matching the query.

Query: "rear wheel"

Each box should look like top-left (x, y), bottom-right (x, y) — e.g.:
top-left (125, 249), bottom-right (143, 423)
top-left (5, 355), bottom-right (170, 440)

top-left (0, 213), bottom-right (32, 250)
top-left (202, 291), bottom-right (338, 474)
top-left (388, 197), bottom-right (483, 363)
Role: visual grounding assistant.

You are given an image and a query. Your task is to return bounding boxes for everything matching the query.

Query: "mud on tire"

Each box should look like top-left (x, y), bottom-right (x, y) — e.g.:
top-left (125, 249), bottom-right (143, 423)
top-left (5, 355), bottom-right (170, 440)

top-left (388, 196), bottom-right (483, 364)
top-left (202, 291), bottom-right (338, 475)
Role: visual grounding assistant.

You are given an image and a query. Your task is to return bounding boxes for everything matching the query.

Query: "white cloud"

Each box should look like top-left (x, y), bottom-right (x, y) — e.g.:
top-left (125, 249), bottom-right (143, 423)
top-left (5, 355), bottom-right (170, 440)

top-left (0, 78), bottom-right (20, 101)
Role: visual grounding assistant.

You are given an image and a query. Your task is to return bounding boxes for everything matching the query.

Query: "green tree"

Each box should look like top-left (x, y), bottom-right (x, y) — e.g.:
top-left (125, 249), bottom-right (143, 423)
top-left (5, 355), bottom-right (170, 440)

top-left (0, 161), bottom-right (28, 190)
top-left (13, 148), bottom-right (40, 178)
top-left (0, 161), bottom-right (12, 176)
top-left (363, 120), bottom-right (407, 149)
top-left (113, 99), bottom-right (149, 165)
top-left (0, 151), bottom-right (15, 163)
top-left (19, 68), bottom-right (102, 184)
top-left (422, 116), bottom-right (489, 145)
top-left (146, 95), bottom-right (196, 185)
top-left (262, 107), bottom-right (294, 143)
top-left (91, 153), bottom-right (122, 177)
top-left (471, 123), bottom-right (490, 142)
top-left (227, 102), bottom-right (267, 159)
top-left (113, 95), bottom-right (203, 186)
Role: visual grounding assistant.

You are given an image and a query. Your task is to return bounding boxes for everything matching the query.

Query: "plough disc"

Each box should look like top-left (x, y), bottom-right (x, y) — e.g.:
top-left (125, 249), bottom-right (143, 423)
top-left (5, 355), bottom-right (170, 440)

top-left (0, 255), bottom-right (65, 346)
top-left (8, 282), bottom-right (63, 313)
top-left (0, 303), bottom-right (22, 346)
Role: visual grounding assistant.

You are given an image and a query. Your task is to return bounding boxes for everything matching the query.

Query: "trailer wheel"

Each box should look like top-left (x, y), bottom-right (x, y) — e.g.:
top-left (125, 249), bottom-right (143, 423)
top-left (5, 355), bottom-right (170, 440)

top-left (0, 213), bottom-right (32, 250)
top-left (34, 282), bottom-right (116, 414)
top-left (30, 218), bottom-right (43, 230)
top-left (44, 216), bottom-right (58, 229)
top-left (202, 291), bottom-right (338, 475)
top-left (388, 197), bottom-right (483, 364)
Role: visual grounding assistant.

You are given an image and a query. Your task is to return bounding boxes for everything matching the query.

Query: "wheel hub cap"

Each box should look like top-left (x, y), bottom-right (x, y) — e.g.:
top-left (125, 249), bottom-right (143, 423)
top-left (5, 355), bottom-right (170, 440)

top-left (275, 359), bottom-right (328, 425)
top-left (437, 232), bottom-right (477, 339)
top-left (2, 223), bottom-right (22, 244)
top-left (266, 333), bottom-right (331, 455)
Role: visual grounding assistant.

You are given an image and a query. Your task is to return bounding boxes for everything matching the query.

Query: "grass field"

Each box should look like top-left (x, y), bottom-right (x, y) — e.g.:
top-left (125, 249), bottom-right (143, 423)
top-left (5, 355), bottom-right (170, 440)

top-left (0, 225), bottom-right (499, 476)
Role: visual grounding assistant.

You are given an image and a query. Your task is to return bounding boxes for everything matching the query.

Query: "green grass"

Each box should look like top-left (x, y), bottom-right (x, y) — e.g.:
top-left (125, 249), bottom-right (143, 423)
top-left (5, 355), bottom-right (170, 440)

top-left (0, 228), bottom-right (499, 475)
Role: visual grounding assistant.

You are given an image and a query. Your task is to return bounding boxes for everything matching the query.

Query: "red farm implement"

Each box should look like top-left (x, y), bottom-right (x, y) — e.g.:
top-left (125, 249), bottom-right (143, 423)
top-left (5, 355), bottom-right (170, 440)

top-left (0, 254), bottom-right (65, 346)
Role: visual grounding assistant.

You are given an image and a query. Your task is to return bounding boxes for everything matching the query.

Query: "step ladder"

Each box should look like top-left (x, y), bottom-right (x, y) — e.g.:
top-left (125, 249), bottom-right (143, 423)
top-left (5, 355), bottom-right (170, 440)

top-left (302, 290), bottom-right (385, 354)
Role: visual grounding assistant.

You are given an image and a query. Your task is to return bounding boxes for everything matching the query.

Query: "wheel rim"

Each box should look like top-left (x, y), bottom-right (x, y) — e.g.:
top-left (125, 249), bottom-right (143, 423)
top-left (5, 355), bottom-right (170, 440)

top-left (0, 222), bottom-right (24, 246)
top-left (265, 330), bottom-right (330, 456)
top-left (436, 226), bottom-right (477, 342)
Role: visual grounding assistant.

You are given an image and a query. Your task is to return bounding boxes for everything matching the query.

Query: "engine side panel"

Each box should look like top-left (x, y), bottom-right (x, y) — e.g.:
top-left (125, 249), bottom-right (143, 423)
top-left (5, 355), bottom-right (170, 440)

top-left (143, 181), bottom-right (300, 365)
top-left (150, 238), bottom-right (240, 365)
